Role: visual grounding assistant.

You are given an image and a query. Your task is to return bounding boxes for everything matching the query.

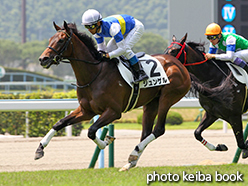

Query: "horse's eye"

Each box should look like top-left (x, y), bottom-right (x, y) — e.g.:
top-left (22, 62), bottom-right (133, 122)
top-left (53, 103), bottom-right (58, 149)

top-left (58, 39), bottom-right (64, 43)
top-left (170, 50), bottom-right (177, 55)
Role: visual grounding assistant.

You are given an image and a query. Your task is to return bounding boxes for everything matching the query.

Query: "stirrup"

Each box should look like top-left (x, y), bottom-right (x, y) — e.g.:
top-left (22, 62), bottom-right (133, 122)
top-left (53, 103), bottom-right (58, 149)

top-left (133, 74), bottom-right (148, 84)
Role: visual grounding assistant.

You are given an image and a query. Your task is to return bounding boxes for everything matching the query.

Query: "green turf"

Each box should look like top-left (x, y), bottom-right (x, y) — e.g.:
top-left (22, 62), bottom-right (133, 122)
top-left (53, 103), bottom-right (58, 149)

top-left (83, 121), bottom-right (248, 131)
top-left (0, 164), bottom-right (247, 186)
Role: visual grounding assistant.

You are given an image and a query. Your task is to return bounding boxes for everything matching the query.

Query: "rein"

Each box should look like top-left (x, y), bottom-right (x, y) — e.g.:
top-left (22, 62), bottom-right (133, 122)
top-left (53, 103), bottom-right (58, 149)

top-left (168, 41), bottom-right (238, 87)
top-left (167, 42), bottom-right (208, 66)
top-left (47, 29), bottom-right (103, 88)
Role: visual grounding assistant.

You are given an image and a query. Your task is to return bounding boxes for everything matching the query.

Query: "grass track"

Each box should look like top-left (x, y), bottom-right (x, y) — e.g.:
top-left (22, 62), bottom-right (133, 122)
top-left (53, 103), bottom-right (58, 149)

top-left (83, 121), bottom-right (248, 130)
top-left (0, 164), bottom-right (247, 186)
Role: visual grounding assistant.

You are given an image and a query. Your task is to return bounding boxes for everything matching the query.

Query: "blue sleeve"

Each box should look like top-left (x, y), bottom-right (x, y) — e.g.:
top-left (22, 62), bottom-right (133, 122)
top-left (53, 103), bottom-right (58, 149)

top-left (113, 31), bottom-right (124, 43)
top-left (226, 44), bottom-right (235, 52)
top-left (95, 37), bottom-right (104, 44)
top-left (208, 47), bottom-right (217, 54)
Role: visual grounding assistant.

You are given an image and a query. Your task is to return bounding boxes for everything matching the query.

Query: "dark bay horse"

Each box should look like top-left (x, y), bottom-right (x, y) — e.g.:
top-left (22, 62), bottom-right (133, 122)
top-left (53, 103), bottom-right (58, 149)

top-left (165, 33), bottom-right (248, 159)
top-left (36, 21), bottom-right (191, 170)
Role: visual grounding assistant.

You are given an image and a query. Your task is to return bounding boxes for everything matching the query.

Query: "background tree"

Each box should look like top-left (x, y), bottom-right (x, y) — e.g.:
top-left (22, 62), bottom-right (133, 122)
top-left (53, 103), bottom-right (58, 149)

top-left (0, 0), bottom-right (168, 78)
top-left (0, 0), bottom-right (168, 42)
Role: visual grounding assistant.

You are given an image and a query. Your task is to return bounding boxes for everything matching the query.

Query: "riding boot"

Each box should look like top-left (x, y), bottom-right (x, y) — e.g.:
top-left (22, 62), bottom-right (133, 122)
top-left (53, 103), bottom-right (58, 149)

top-left (244, 65), bottom-right (248, 74)
top-left (233, 57), bottom-right (248, 74)
top-left (131, 61), bottom-right (149, 83)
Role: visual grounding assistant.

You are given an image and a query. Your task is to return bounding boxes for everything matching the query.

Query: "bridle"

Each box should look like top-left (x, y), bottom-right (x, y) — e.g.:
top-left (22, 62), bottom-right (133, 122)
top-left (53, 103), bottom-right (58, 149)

top-left (47, 30), bottom-right (73, 66)
top-left (46, 29), bottom-right (103, 88)
top-left (165, 42), bottom-right (208, 66)
top-left (166, 41), bottom-right (238, 87)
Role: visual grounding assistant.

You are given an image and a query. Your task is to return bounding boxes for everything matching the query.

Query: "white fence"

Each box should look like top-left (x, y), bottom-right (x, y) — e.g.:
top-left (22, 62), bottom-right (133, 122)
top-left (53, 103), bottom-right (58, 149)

top-left (0, 98), bottom-right (229, 137)
top-left (0, 99), bottom-right (79, 111)
top-left (0, 98), bottom-right (200, 112)
top-left (0, 98), bottom-right (202, 137)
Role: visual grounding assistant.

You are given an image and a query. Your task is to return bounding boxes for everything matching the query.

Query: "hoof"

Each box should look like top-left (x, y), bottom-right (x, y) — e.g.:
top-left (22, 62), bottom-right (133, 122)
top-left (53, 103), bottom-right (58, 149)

top-left (105, 135), bottom-right (116, 145)
top-left (34, 143), bottom-right (44, 160)
top-left (242, 140), bottom-right (248, 159)
top-left (242, 149), bottom-right (248, 159)
top-left (119, 163), bottom-right (131, 172)
top-left (119, 162), bottom-right (136, 172)
top-left (215, 144), bottom-right (228, 151)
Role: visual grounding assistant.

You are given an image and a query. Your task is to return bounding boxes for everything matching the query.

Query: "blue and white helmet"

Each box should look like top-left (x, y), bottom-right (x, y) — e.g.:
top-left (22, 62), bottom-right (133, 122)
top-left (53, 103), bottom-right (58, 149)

top-left (81, 9), bottom-right (102, 25)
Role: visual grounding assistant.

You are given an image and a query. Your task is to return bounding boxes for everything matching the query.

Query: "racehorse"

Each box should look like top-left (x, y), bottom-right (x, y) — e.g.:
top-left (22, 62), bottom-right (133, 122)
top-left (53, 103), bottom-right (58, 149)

top-left (36, 21), bottom-right (191, 171)
top-left (165, 33), bottom-right (248, 158)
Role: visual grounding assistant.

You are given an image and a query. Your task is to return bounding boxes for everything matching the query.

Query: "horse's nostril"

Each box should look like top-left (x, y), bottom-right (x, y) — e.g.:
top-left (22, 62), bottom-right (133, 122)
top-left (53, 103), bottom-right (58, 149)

top-left (39, 57), bottom-right (49, 62)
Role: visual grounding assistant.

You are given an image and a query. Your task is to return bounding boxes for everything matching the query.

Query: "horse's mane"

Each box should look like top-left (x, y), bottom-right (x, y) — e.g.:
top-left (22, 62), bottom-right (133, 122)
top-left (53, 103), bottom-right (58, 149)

top-left (63, 23), bottom-right (99, 59)
top-left (187, 41), bottom-right (206, 56)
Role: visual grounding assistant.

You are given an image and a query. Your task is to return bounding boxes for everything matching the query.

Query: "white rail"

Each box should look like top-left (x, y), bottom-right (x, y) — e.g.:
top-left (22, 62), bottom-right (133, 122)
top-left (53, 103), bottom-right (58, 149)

top-left (0, 98), bottom-right (230, 135)
top-left (0, 99), bottom-right (79, 111)
top-left (0, 98), bottom-right (200, 111)
top-left (0, 98), bottom-right (207, 137)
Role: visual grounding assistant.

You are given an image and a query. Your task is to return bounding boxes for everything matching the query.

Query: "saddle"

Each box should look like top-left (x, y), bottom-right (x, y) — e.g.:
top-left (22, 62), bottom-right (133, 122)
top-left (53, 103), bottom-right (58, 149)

top-left (226, 62), bottom-right (248, 88)
top-left (226, 62), bottom-right (248, 112)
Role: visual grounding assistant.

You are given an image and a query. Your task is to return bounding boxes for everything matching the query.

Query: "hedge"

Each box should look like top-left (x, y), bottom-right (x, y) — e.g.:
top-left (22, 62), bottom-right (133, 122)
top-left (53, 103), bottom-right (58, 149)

top-left (137, 111), bottom-right (183, 125)
top-left (0, 90), bottom-right (83, 137)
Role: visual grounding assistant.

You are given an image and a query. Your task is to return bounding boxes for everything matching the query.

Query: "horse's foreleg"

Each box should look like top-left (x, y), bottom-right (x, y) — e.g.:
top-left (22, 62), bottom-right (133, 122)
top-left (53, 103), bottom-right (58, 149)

top-left (93, 135), bottom-right (116, 149)
top-left (34, 107), bottom-right (91, 160)
top-left (194, 112), bottom-right (223, 151)
top-left (88, 108), bottom-right (120, 149)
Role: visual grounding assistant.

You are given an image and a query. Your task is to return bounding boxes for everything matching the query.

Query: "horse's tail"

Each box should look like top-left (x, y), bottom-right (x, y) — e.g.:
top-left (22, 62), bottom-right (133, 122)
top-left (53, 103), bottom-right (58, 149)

top-left (189, 73), bottom-right (234, 106)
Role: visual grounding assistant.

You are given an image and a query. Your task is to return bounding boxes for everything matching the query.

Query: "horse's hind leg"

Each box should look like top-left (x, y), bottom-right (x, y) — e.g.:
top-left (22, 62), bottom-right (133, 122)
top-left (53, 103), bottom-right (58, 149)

top-left (120, 91), bottom-right (178, 171)
top-left (34, 106), bottom-right (93, 160)
top-left (229, 115), bottom-right (248, 158)
top-left (119, 99), bottom-right (159, 171)
top-left (194, 112), bottom-right (223, 151)
top-left (194, 112), bottom-right (228, 151)
top-left (141, 98), bottom-right (159, 141)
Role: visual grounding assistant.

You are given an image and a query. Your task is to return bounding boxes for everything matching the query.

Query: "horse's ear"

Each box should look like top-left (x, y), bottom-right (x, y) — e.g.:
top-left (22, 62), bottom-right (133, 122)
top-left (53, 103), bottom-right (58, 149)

top-left (53, 21), bottom-right (61, 31)
top-left (172, 35), bottom-right (176, 42)
top-left (184, 33), bottom-right (188, 40)
top-left (63, 21), bottom-right (71, 33)
top-left (181, 33), bottom-right (187, 43)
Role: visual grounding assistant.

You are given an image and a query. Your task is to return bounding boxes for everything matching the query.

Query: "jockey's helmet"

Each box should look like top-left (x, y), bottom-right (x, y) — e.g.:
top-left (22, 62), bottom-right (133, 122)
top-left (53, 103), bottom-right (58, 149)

top-left (81, 9), bottom-right (102, 26)
top-left (204, 23), bottom-right (222, 35)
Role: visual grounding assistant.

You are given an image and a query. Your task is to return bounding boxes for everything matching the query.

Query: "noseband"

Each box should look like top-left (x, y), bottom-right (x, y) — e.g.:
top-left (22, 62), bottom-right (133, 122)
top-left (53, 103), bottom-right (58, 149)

top-left (166, 42), bottom-right (208, 66)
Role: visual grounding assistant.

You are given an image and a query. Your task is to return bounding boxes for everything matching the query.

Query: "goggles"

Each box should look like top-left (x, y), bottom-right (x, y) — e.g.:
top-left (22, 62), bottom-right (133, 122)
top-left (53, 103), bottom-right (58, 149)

top-left (206, 35), bottom-right (219, 40)
top-left (84, 24), bottom-right (97, 30)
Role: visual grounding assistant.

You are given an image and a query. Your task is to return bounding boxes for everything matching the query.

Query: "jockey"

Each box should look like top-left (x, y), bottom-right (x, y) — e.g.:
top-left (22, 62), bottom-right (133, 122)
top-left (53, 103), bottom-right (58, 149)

top-left (204, 23), bottom-right (248, 73)
top-left (81, 9), bottom-right (148, 83)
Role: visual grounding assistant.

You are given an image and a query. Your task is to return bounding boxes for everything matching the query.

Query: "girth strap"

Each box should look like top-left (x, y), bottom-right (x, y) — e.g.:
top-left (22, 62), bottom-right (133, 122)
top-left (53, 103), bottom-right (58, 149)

top-left (123, 83), bottom-right (140, 112)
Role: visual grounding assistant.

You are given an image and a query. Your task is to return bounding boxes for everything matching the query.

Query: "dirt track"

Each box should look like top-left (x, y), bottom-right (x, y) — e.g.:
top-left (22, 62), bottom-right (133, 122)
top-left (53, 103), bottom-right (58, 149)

top-left (0, 129), bottom-right (247, 172)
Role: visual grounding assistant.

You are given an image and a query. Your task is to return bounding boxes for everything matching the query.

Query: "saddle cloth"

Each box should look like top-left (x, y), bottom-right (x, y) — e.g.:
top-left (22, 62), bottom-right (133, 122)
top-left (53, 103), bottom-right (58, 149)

top-left (117, 53), bottom-right (170, 88)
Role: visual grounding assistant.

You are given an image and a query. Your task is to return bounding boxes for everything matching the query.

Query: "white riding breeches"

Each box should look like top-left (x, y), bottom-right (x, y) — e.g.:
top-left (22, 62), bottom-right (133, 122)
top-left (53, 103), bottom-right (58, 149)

top-left (106, 19), bottom-right (144, 60)
top-left (233, 49), bottom-right (248, 62)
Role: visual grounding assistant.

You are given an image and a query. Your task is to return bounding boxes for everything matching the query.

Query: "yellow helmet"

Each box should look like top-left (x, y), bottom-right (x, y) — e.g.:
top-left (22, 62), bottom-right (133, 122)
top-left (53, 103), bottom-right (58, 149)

top-left (205, 23), bottom-right (222, 35)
